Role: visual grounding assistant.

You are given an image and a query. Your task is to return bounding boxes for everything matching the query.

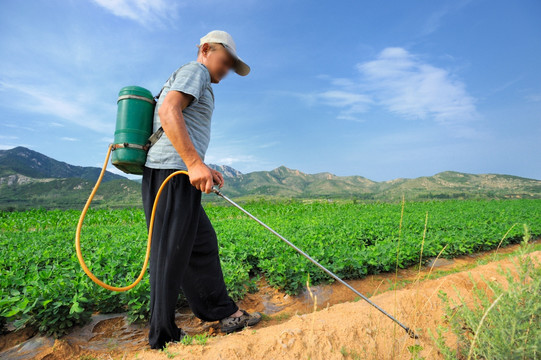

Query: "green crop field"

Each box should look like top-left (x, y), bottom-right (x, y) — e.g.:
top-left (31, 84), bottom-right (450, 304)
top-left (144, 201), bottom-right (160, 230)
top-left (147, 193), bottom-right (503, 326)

top-left (1, 199), bottom-right (540, 338)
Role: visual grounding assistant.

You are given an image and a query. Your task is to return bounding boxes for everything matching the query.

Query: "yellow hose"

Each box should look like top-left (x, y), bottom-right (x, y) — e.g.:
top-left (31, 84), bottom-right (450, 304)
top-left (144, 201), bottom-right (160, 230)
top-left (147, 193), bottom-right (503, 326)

top-left (75, 144), bottom-right (188, 292)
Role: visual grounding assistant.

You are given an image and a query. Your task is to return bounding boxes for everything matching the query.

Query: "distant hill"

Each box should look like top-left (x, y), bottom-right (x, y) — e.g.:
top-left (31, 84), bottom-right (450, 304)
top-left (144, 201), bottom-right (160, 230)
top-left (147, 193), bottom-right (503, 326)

top-left (0, 177), bottom-right (142, 211)
top-left (0, 147), bottom-right (137, 211)
top-left (218, 166), bottom-right (541, 201)
top-left (0, 147), bottom-right (539, 211)
top-left (0, 147), bottom-right (125, 183)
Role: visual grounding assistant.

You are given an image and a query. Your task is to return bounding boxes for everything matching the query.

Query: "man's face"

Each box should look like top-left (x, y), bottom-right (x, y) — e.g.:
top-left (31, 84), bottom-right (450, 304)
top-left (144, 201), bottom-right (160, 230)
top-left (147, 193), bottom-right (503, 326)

top-left (201, 43), bottom-right (236, 84)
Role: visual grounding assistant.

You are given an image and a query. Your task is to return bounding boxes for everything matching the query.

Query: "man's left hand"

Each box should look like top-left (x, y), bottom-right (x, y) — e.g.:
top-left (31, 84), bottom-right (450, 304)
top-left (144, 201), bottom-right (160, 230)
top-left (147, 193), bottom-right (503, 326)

top-left (211, 169), bottom-right (224, 188)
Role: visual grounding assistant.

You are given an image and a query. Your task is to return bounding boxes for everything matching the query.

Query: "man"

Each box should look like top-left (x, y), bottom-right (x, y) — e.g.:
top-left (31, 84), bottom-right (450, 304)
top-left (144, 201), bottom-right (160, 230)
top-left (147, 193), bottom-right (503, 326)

top-left (142, 30), bottom-right (261, 350)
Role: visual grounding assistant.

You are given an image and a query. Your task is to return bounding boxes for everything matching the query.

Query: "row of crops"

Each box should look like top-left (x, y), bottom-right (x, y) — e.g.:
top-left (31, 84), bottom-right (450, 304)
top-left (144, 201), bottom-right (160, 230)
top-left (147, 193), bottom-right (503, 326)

top-left (1, 199), bottom-right (540, 337)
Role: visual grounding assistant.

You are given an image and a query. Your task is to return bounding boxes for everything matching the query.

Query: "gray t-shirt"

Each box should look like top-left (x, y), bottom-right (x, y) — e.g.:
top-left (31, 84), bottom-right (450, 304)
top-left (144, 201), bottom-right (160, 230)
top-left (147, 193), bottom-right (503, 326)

top-left (145, 61), bottom-right (215, 170)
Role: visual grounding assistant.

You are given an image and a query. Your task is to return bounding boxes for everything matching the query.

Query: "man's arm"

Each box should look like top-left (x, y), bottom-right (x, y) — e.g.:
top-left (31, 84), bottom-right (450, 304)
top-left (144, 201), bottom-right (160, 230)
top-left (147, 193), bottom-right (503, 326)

top-left (158, 90), bottom-right (220, 193)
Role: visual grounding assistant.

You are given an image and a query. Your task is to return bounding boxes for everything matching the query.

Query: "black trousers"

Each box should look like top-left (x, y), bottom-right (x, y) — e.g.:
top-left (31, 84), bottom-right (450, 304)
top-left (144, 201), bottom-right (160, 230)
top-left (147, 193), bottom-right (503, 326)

top-left (141, 166), bottom-right (239, 350)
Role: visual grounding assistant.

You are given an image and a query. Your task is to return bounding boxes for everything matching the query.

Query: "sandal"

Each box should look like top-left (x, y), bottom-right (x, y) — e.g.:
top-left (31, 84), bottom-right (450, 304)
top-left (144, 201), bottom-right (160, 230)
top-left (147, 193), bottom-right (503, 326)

top-left (220, 309), bottom-right (262, 333)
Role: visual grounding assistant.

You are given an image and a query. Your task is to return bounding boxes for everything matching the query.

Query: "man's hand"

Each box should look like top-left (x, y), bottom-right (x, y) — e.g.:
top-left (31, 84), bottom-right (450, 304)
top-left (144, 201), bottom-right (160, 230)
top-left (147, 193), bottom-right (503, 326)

top-left (210, 168), bottom-right (224, 188)
top-left (187, 161), bottom-right (214, 194)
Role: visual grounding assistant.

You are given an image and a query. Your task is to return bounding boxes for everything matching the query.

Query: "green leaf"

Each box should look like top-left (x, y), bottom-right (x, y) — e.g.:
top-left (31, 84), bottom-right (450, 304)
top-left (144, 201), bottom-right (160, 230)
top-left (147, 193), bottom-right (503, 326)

top-left (4, 307), bottom-right (20, 317)
top-left (69, 301), bottom-right (83, 314)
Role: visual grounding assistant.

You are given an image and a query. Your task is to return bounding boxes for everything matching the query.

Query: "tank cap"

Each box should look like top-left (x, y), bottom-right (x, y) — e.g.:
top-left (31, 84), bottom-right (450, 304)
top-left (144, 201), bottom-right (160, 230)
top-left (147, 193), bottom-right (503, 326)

top-left (118, 86), bottom-right (154, 101)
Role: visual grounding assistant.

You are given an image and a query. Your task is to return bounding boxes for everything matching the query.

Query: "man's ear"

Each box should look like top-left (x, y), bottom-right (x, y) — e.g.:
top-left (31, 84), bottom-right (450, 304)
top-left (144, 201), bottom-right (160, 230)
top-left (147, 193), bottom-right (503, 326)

top-left (200, 43), bottom-right (211, 56)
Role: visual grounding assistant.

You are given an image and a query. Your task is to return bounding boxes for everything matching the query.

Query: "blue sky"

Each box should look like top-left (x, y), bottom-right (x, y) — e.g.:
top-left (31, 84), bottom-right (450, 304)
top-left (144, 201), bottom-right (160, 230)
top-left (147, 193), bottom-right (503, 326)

top-left (1, 0), bottom-right (540, 181)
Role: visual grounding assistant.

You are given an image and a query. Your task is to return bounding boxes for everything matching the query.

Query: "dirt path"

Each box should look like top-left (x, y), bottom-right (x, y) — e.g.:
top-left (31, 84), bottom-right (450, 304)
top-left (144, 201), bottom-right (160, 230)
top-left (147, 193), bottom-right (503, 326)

top-left (1, 240), bottom-right (539, 360)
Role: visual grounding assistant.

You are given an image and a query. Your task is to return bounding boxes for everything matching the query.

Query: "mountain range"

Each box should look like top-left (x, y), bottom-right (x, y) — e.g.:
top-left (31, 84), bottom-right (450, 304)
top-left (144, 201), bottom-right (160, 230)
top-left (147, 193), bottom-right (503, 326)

top-left (1, 146), bottom-right (539, 211)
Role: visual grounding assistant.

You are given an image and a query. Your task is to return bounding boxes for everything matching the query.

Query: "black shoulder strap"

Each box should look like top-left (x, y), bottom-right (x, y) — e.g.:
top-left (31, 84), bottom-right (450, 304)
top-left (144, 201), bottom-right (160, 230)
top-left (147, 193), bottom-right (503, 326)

top-left (145, 87), bottom-right (165, 149)
top-left (147, 127), bottom-right (163, 148)
top-left (154, 87), bottom-right (164, 101)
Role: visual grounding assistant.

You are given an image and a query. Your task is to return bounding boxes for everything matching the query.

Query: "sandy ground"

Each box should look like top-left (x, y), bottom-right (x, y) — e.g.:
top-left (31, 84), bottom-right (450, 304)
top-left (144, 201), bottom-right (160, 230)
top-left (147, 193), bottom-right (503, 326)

top-left (1, 242), bottom-right (539, 360)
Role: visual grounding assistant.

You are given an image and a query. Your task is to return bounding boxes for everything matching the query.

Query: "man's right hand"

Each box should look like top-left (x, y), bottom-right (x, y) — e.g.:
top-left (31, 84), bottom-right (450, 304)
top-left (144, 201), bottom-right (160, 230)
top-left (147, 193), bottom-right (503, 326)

top-left (187, 161), bottom-right (214, 194)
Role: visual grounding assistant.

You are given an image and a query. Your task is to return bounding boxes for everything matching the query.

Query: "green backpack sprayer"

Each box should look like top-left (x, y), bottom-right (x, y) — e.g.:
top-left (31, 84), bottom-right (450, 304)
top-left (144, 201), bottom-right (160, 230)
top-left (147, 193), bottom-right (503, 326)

top-left (109, 86), bottom-right (163, 175)
top-left (74, 86), bottom-right (419, 339)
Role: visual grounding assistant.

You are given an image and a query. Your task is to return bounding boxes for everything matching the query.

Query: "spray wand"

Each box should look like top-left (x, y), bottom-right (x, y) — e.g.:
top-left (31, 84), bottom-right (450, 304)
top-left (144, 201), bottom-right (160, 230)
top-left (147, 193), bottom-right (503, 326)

top-left (211, 187), bottom-right (419, 339)
top-left (75, 147), bottom-right (419, 339)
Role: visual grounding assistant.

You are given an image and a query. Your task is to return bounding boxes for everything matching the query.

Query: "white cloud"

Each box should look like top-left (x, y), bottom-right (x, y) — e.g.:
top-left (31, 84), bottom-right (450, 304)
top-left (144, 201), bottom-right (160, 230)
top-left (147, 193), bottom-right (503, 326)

top-left (526, 93), bottom-right (541, 102)
top-left (204, 151), bottom-right (258, 167)
top-left (318, 90), bottom-right (371, 108)
top-left (0, 81), bottom-right (114, 134)
top-left (357, 47), bottom-right (478, 128)
top-left (421, 0), bottom-right (472, 36)
top-left (297, 89), bottom-right (372, 122)
top-left (258, 141), bottom-right (279, 149)
top-left (319, 90), bottom-right (372, 121)
top-left (311, 47), bottom-right (478, 136)
top-left (2, 123), bottom-right (36, 132)
top-left (308, 48), bottom-right (479, 134)
top-left (0, 144), bottom-right (32, 150)
top-left (0, 145), bottom-right (17, 150)
top-left (61, 137), bottom-right (79, 142)
top-left (91, 0), bottom-right (179, 28)
top-left (204, 133), bottom-right (278, 173)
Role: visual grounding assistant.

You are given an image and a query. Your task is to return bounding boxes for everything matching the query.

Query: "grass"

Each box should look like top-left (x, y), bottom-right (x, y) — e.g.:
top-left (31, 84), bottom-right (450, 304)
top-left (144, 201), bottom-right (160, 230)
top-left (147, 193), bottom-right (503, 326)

top-left (429, 225), bottom-right (540, 359)
top-left (340, 346), bottom-right (363, 359)
top-left (392, 195), bottom-right (407, 351)
top-left (407, 344), bottom-right (426, 360)
top-left (423, 239), bottom-right (539, 280)
top-left (160, 341), bottom-right (180, 358)
top-left (156, 333), bottom-right (211, 359)
top-left (179, 333), bottom-right (210, 346)
top-left (259, 311), bottom-right (292, 323)
top-left (363, 236), bottom-right (541, 297)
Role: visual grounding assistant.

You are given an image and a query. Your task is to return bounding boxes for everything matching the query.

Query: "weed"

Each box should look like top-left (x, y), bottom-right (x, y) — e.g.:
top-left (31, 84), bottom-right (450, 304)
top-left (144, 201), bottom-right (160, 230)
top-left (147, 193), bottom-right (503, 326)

top-left (180, 333), bottom-right (210, 346)
top-left (340, 346), bottom-right (362, 360)
top-left (78, 356), bottom-right (98, 360)
top-left (430, 225), bottom-right (540, 359)
top-left (160, 341), bottom-right (179, 358)
top-left (407, 344), bottom-right (425, 360)
top-left (272, 312), bottom-right (292, 321)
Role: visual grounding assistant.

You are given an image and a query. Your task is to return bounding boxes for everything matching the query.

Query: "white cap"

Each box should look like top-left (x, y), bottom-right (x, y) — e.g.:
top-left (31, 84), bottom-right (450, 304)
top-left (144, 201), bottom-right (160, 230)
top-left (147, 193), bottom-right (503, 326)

top-left (199, 30), bottom-right (250, 76)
